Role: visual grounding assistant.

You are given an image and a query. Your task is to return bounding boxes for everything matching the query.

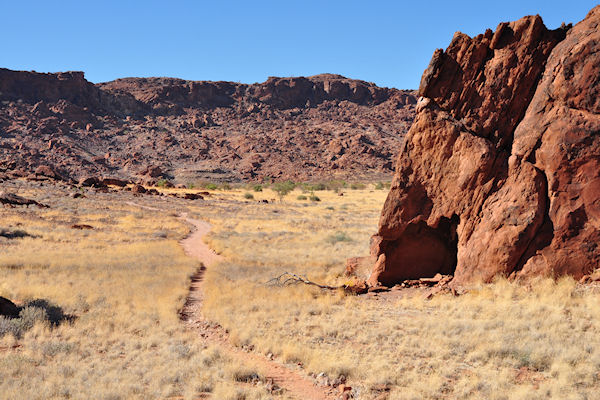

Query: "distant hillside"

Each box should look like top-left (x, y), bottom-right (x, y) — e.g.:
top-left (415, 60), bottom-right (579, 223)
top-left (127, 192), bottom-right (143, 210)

top-left (0, 68), bottom-right (416, 183)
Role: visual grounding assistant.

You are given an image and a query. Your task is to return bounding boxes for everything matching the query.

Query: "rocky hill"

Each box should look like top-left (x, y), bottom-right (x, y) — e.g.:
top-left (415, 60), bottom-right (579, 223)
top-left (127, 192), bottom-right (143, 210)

top-left (364, 6), bottom-right (600, 286)
top-left (0, 70), bottom-right (416, 183)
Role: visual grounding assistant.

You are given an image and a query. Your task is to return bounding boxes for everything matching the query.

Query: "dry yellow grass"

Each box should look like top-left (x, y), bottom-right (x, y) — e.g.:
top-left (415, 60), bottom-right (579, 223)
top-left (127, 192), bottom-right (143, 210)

top-left (190, 186), bottom-right (600, 399)
top-left (3, 180), bottom-right (600, 399)
top-left (0, 181), bottom-right (270, 400)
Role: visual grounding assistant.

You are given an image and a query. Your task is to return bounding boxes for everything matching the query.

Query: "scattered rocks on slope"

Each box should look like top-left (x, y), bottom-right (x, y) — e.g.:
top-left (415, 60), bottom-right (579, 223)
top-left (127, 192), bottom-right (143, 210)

top-left (0, 69), bottom-right (416, 182)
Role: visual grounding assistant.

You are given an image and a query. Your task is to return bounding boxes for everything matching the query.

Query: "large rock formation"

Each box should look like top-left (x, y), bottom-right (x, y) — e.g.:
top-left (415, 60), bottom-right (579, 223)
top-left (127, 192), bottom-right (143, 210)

top-left (0, 70), bottom-right (416, 182)
top-left (366, 6), bottom-right (600, 286)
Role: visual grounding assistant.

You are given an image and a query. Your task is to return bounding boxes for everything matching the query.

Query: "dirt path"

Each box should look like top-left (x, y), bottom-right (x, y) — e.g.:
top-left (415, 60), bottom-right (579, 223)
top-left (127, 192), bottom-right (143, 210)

top-left (178, 214), bottom-right (338, 400)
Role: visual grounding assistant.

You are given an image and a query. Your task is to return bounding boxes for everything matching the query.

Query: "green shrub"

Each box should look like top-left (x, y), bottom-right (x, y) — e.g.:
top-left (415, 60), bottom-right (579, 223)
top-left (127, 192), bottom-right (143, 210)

top-left (374, 181), bottom-right (385, 190)
top-left (297, 195), bottom-right (307, 200)
top-left (309, 195), bottom-right (321, 202)
top-left (205, 183), bottom-right (218, 190)
top-left (350, 183), bottom-right (366, 190)
top-left (186, 183), bottom-right (195, 189)
top-left (244, 193), bottom-right (254, 200)
top-left (327, 180), bottom-right (347, 193)
top-left (326, 231), bottom-right (353, 244)
top-left (272, 181), bottom-right (296, 201)
top-left (156, 178), bottom-right (168, 188)
top-left (253, 184), bottom-right (263, 192)
top-left (308, 182), bottom-right (327, 191)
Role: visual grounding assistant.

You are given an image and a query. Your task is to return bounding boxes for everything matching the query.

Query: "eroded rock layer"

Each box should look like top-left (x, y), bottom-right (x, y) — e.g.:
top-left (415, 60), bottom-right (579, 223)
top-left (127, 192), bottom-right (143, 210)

top-left (0, 71), bottom-right (416, 182)
top-left (368, 6), bottom-right (600, 286)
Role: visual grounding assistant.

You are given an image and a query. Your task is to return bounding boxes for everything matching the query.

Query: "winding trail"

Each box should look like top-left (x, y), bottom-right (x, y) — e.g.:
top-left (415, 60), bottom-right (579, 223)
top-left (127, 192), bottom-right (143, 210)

top-left (178, 214), bottom-right (337, 400)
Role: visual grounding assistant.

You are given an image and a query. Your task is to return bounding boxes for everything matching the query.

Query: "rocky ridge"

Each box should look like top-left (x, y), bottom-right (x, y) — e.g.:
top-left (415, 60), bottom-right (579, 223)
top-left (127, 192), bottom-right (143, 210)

top-left (0, 70), bottom-right (416, 183)
top-left (362, 6), bottom-right (600, 286)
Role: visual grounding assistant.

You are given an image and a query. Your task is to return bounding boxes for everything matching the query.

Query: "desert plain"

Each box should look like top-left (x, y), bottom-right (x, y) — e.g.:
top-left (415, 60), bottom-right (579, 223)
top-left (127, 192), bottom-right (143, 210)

top-left (1, 3), bottom-right (600, 400)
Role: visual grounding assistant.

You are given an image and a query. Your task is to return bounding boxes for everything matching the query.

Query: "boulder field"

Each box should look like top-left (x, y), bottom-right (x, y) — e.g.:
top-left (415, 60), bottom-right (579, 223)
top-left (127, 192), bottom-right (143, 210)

top-left (362, 6), bottom-right (600, 286)
top-left (0, 71), bottom-right (416, 182)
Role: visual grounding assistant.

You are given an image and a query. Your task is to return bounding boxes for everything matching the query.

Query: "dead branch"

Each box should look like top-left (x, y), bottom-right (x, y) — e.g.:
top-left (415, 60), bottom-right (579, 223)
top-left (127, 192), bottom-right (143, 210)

top-left (265, 272), bottom-right (341, 290)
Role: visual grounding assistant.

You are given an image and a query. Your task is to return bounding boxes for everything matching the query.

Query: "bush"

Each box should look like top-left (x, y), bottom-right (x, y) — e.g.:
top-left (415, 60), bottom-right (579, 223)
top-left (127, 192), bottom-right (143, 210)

top-left (26, 299), bottom-right (68, 325)
top-left (221, 183), bottom-right (232, 191)
top-left (230, 366), bottom-right (262, 383)
top-left (272, 181), bottom-right (296, 201)
top-left (0, 306), bottom-right (49, 338)
top-left (327, 180), bottom-right (347, 193)
top-left (186, 183), bottom-right (195, 189)
top-left (0, 317), bottom-right (19, 338)
top-left (17, 306), bottom-right (48, 331)
top-left (41, 341), bottom-right (76, 357)
top-left (350, 183), bottom-right (366, 190)
top-left (306, 182), bottom-right (327, 191)
top-left (309, 195), bottom-right (321, 202)
top-left (301, 181), bottom-right (345, 192)
top-left (253, 184), bottom-right (263, 192)
top-left (0, 228), bottom-right (31, 239)
top-left (204, 183), bottom-right (218, 190)
top-left (326, 231), bottom-right (353, 244)
top-left (244, 193), bottom-right (254, 200)
top-left (156, 178), bottom-right (168, 188)
top-left (297, 195), bottom-right (307, 200)
top-left (374, 181), bottom-right (385, 190)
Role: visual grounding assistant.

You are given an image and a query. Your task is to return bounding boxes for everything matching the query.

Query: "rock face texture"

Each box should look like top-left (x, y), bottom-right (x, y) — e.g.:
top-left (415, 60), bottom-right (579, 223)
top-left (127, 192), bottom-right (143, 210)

top-left (367, 6), bottom-right (600, 286)
top-left (0, 70), bottom-right (416, 182)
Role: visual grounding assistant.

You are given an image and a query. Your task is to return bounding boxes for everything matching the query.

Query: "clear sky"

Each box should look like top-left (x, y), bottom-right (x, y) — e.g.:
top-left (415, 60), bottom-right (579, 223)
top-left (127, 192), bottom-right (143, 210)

top-left (1, 1), bottom-right (597, 89)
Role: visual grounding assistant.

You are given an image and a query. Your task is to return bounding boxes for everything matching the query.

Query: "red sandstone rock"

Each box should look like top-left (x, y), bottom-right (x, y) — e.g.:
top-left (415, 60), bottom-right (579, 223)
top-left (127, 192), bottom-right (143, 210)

top-left (365, 7), bottom-right (600, 287)
top-left (79, 176), bottom-right (105, 188)
top-left (71, 224), bottom-right (94, 230)
top-left (345, 256), bottom-right (376, 279)
top-left (34, 165), bottom-right (63, 180)
top-left (102, 178), bottom-right (129, 187)
top-left (140, 166), bottom-right (164, 178)
top-left (509, 7), bottom-right (600, 281)
top-left (131, 184), bottom-right (146, 194)
top-left (183, 193), bottom-right (204, 200)
top-left (343, 281), bottom-right (368, 295)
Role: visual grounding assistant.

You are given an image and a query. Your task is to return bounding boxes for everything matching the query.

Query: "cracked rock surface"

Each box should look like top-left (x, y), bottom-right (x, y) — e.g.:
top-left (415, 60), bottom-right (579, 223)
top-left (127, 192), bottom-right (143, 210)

top-left (368, 6), bottom-right (600, 286)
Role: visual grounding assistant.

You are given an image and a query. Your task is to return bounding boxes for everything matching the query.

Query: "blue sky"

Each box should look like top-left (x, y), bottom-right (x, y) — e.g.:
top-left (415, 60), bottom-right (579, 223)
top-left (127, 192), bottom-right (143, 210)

top-left (1, 1), bottom-right (596, 89)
